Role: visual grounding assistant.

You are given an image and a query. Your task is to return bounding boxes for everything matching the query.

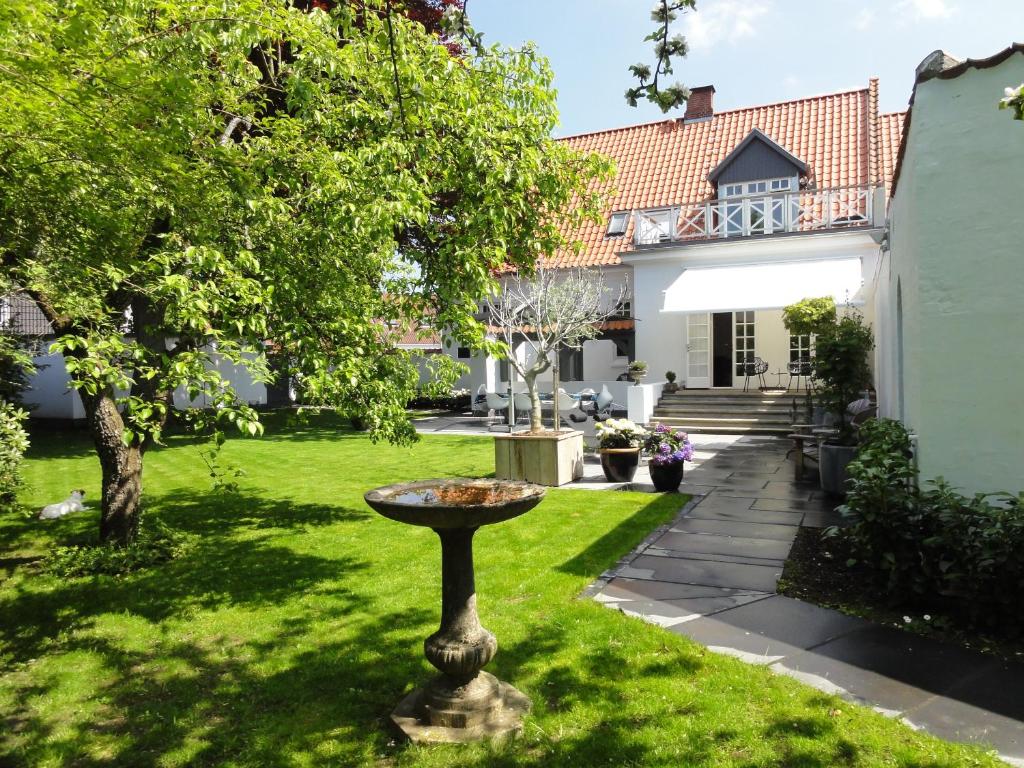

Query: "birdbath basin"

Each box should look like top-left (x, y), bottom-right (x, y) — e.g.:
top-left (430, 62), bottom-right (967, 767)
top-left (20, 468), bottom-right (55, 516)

top-left (364, 478), bottom-right (545, 743)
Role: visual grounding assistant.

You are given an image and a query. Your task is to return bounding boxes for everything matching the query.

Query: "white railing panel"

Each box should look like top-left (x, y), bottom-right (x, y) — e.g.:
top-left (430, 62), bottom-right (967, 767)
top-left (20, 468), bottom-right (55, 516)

top-left (634, 185), bottom-right (878, 245)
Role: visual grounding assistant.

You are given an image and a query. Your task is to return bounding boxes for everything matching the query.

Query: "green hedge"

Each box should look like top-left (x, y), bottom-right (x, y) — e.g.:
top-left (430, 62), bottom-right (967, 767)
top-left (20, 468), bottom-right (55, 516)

top-left (0, 401), bottom-right (29, 510)
top-left (839, 419), bottom-right (1024, 630)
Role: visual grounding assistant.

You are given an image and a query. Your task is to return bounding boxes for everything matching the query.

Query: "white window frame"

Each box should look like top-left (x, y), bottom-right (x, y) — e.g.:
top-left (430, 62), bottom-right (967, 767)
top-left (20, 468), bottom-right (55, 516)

top-left (606, 211), bottom-right (629, 236)
top-left (734, 311), bottom-right (756, 376)
top-left (720, 177), bottom-right (793, 199)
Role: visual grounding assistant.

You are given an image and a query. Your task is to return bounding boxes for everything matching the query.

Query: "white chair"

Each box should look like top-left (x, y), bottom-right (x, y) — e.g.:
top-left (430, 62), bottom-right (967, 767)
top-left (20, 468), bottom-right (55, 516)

top-left (595, 385), bottom-right (614, 411)
top-left (513, 392), bottom-right (533, 422)
top-left (485, 392), bottom-right (509, 426)
top-left (554, 389), bottom-right (577, 428)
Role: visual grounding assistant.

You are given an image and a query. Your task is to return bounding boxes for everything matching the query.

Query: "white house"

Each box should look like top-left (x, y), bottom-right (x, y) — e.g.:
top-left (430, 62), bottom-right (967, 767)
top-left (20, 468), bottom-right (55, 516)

top-left (869, 45), bottom-right (1024, 495)
top-left (456, 81), bottom-right (905, 400)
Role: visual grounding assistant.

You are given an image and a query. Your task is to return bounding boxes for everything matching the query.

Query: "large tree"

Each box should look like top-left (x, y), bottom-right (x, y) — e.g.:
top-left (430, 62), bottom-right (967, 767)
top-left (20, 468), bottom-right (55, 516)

top-left (0, 0), bottom-right (609, 544)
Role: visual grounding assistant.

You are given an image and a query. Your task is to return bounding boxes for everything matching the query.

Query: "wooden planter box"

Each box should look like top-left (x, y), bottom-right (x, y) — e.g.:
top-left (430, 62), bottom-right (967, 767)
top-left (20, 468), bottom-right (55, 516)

top-left (493, 430), bottom-right (584, 487)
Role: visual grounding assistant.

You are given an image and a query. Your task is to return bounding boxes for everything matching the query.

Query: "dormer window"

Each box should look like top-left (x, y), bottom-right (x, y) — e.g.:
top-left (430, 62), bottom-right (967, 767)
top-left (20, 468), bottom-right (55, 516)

top-left (721, 178), bottom-right (792, 198)
top-left (606, 211), bottom-right (629, 237)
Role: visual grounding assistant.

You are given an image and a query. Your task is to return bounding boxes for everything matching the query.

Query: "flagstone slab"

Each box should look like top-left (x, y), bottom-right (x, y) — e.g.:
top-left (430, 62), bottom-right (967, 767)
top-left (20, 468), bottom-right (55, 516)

top-left (686, 505), bottom-right (805, 526)
top-left (668, 614), bottom-right (807, 665)
top-left (751, 497), bottom-right (836, 513)
top-left (694, 595), bottom-right (870, 650)
top-left (645, 546), bottom-right (785, 569)
top-left (618, 554), bottom-right (783, 592)
top-left (671, 517), bottom-right (800, 543)
top-left (601, 577), bottom-right (769, 605)
top-left (651, 530), bottom-right (794, 561)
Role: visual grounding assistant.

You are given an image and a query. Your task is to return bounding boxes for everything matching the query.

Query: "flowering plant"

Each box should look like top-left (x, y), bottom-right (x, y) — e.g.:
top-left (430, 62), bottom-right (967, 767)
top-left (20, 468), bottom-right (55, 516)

top-left (644, 423), bottom-right (694, 466)
top-left (595, 418), bottom-right (647, 449)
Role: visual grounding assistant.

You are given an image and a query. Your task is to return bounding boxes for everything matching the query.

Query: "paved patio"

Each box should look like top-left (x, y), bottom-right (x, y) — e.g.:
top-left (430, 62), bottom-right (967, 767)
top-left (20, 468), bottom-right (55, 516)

top-left (582, 435), bottom-right (1024, 765)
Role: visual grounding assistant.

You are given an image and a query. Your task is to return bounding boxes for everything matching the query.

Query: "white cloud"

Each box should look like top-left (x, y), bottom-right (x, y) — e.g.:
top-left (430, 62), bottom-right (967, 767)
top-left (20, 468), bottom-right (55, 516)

top-left (854, 8), bottom-right (876, 31)
top-left (895, 0), bottom-right (956, 20)
top-left (680, 0), bottom-right (773, 52)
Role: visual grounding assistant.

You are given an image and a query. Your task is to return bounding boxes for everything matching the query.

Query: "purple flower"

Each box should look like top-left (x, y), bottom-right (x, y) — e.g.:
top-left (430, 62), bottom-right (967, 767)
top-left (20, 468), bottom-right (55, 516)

top-left (674, 431), bottom-right (687, 441)
top-left (655, 423), bottom-right (669, 434)
top-left (659, 442), bottom-right (671, 454)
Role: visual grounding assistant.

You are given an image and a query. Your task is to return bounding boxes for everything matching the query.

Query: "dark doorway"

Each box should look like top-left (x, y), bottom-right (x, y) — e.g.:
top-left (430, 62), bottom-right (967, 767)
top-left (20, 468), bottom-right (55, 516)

top-left (712, 312), bottom-right (733, 387)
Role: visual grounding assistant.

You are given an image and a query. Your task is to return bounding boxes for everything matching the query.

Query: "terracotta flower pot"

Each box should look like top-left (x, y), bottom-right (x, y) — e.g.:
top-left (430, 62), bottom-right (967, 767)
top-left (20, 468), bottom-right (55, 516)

top-left (649, 461), bottom-right (684, 492)
top-left (599, 448), bottom-right (640, 482)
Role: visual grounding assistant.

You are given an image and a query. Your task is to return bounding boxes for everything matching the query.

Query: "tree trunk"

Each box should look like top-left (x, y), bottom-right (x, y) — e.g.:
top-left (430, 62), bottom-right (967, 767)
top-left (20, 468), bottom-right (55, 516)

top-left (522, 371), bottom-right (544, 433)
top-left (81, 389), bottom-right (143, 546)
top-left (551, 344), bottom-right (561, 431)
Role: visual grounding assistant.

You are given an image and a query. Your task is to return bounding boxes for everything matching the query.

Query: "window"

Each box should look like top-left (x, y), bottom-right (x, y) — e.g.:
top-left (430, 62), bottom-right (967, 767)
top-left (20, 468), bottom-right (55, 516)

top-left (457, 347), bottom-right (471, 359)
top-left (611, 300), bottom-right (631, 319)
top-left (720, 178), bottom-right (793, 198)
top-left (789, 333), bottom-right (812, 363)
top-left (499, 358), bottom-right (509, 383)
top-left (606, 211), bottom-right (629, 237)
top-left (734, 311), bottom-right (755, 376)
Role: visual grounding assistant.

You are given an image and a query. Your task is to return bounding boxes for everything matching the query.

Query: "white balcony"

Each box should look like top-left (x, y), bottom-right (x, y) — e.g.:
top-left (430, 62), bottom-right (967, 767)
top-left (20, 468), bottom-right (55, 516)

top-left (634, 185), bottom-right (881, 246)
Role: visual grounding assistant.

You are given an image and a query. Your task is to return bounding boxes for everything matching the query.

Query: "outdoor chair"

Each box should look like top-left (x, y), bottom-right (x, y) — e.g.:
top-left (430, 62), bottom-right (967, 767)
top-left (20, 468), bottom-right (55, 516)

top-left (788, 393), bottom-right (878, 480)
top-left (553, 389), bottom-right (580, 428)
top-left (787, 358), bottom-right (814, 392)
top-left (741, 357), bottom-right (769, 392)
top-left (513, 392), bottom-right (533, 423)
top-left (593, 384), bottom-right (625, 421)
top-left (485, 392), bottom-right (510, 425)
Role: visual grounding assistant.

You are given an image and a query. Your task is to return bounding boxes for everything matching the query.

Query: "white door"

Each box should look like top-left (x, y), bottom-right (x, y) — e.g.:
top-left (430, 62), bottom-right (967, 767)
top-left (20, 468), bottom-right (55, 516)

top-left (686, 313), bottom-right (711, 388)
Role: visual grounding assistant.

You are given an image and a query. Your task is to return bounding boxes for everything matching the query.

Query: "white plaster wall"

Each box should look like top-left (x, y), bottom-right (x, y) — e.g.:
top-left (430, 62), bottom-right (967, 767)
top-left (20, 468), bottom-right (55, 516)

top-left (25, 345), bottom-right (267, 418)
top-left (632, 260), bottom-right (686, 384)
top-left (880, 51), bottom-right (1024, 494)
top-left (582, 338), bottom-right (629, 381)
top-left (21, 352), bottom-right (85, 419)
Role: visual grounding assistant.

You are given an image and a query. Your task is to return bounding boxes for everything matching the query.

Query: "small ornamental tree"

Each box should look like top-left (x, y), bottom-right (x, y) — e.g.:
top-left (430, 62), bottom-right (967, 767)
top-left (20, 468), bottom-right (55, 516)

top-left (0, 0), bottom-right (609, 545)
top-left (782, 297), bottom-right (837, 337)
top-left (486, 269), bottom-right (626, 433)
top-left (812, 312), bottom-right (874, 444)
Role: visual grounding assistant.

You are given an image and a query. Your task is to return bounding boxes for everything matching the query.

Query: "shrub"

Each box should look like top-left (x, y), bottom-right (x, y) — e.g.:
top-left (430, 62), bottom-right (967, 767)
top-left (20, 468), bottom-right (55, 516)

top-left (0, 401), bottom-right (29, 509)
top-left (43, 520), bottom-right (191, 578)
top-left (839, 419), bottom-right (1024, 630)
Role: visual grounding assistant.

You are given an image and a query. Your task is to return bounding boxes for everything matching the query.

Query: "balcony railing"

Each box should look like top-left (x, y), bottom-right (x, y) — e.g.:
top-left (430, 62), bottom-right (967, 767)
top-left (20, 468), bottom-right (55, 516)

top-left (633, 184), bottom-right (879, 246)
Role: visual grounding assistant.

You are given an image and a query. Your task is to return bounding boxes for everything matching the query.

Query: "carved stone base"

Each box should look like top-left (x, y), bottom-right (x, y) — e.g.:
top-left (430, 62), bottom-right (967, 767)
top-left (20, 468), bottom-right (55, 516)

top-left (390, 672), bottom-right (531, 744)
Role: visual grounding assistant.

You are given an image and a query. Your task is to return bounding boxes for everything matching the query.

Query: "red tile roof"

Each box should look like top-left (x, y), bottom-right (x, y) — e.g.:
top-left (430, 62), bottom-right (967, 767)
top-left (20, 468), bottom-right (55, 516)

top-left (879, 111), bottom-right (906, 188)
top-left (546, 80), bottom-right (906, 268)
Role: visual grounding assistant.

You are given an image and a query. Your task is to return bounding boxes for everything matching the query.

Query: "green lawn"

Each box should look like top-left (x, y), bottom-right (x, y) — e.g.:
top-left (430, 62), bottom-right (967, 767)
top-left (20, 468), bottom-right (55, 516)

top-left (0, 414), bottom-right (1001, 767)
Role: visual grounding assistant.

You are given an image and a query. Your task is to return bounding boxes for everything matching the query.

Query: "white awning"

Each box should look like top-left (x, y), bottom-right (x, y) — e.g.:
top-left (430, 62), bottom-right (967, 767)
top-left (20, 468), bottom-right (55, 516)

top-left (661, 258), bottom-right (863, 313)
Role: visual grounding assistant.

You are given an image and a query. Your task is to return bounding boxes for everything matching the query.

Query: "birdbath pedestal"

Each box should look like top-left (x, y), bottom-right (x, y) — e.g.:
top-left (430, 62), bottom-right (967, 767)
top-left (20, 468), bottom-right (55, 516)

top-left (364, 478), bottom-right (545, 743)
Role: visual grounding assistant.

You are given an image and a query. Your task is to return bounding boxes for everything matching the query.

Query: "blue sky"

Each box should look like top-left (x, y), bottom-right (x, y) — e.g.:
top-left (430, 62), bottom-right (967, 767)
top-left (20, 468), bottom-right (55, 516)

top-left (469, 0), bottom-right (1024, 136)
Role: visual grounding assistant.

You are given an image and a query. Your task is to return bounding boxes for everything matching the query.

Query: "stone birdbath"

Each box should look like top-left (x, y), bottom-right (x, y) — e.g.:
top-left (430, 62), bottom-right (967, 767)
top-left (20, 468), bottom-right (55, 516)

top-left (364, 477), bottom-right (545, 743)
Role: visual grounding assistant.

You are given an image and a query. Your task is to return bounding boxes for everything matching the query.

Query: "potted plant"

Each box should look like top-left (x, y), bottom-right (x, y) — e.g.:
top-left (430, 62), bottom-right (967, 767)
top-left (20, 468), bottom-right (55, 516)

top-left (812, 312), bottom-right (874, 495)
top-left (627, 360), bottom-right (648, 385)
top-left (644, 423), bottom-right (694, 492)
top-left (664, 370), bottom-right (679, 393)
top-left (595, 418), bottom-right (647, 482)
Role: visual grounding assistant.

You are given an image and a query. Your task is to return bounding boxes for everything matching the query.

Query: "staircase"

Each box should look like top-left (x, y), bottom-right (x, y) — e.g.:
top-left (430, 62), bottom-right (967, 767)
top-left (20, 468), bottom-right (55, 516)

top-left (652, 389), bottom-right (803, 436)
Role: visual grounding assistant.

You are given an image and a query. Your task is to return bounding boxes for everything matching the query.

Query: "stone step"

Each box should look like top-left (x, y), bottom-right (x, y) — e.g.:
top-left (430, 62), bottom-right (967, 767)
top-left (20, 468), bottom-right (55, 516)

top-left (654, 422), bottom-right (792, 436)
top-left (655, 405), bottom-right (793, 415)
top-left (659, 400), bottom-right (799, 409)
top-left (655, 415), bottom-right (790, 428)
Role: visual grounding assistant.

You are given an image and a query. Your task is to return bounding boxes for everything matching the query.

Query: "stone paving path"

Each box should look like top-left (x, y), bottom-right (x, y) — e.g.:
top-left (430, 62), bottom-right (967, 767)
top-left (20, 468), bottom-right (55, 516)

top-left (586, 435), bottom-right (1024, 765)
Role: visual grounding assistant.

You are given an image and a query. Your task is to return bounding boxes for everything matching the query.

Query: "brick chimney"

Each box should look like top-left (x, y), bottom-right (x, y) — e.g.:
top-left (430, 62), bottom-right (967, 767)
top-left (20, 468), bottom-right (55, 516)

top-left (684, 85), bottom-right (715, 122)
